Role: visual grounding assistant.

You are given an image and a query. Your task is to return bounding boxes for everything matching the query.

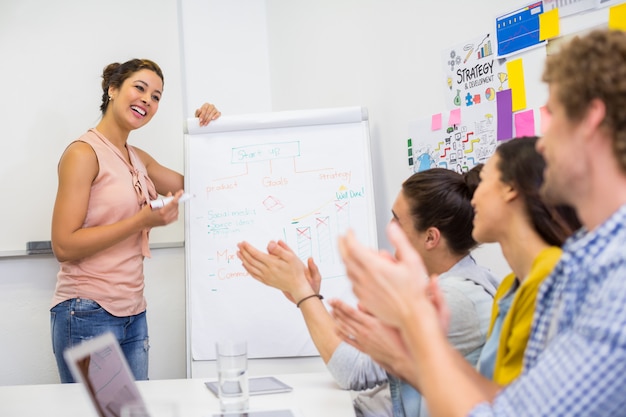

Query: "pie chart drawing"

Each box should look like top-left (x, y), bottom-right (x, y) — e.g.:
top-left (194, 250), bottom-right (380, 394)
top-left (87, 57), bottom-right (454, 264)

top-left (485, 87), bottom-right (495, 101)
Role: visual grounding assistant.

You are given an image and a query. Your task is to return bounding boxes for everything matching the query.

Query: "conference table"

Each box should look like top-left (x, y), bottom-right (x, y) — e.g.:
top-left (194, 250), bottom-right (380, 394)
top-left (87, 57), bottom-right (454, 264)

top-left (0, 372), bottom-right (356, 417)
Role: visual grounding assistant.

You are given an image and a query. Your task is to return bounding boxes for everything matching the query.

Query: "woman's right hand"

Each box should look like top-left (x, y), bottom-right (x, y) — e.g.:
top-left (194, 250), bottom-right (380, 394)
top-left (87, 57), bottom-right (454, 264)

top-left (140, 190), bottom-right (184, 228)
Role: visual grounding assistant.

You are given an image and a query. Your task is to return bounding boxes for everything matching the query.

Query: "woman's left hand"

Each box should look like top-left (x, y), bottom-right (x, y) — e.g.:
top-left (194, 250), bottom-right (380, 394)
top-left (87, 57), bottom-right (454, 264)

top-left (195, 103), bottom-right (221, 126)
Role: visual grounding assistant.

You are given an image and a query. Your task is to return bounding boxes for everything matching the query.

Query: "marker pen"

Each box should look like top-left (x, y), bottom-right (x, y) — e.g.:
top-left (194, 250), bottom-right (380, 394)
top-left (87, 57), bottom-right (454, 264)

top-left (149, 193), bottom-right (195, 210)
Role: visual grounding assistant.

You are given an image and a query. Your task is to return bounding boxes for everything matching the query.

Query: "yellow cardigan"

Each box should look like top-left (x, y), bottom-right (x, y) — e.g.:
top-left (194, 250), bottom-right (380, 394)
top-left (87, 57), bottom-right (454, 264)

top-left (488, 246), bottom-right (563, 386)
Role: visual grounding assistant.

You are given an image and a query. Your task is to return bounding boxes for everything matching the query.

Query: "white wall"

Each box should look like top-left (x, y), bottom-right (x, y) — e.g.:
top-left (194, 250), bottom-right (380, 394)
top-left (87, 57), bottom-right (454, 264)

top-left (178, 0), bottom-right (273, 116)
top-left (265, 0), bottom-right (516, 244)
top-left (0, 0), bottom-right (186, 250)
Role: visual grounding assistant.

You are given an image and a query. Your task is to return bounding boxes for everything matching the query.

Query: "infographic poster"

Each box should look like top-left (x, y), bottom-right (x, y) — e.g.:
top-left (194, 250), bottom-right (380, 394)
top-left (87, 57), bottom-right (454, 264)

top-left (496, 2), bottom-right (546, 57)
top-left (442, 32), bottom-right (508, 109)
top-left (407, 102), bottom-right (498, 173)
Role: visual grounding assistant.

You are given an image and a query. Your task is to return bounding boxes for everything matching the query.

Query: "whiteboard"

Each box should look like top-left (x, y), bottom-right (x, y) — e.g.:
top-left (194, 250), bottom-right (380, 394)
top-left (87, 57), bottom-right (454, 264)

top-left (0, 0), bottom-right (186, 254)
top-left (184, 106), bottom-right (377, 360)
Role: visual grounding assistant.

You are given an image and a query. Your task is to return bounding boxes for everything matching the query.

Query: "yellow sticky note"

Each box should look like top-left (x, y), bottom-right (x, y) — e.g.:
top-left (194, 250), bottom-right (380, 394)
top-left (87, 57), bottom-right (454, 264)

top-left (506, 59), bottom-right (526, 112)
top-left (609, 3), bottom-right (626, 31)
top-left (539, 8), bottom-right (560, 40)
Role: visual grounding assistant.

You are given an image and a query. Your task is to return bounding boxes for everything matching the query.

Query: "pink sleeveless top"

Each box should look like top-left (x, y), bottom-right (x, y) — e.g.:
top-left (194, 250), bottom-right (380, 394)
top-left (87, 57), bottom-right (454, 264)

top-left (51, 129), bottom-right (157, 317)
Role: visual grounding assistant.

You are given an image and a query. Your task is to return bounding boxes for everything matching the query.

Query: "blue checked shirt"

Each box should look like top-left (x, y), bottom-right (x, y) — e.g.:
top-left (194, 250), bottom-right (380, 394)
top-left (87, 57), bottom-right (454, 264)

top-left (469, 204), bottom-right (626, 416)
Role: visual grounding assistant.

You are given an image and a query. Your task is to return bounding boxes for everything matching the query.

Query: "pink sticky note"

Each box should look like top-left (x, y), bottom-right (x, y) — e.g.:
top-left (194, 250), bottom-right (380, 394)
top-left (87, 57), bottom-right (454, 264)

top-left (514, 109), bottom-right (535, 137)
top-left (448, 108), bottom-right (461, 126)
top-left (431, 113), bottom-right (442, 131)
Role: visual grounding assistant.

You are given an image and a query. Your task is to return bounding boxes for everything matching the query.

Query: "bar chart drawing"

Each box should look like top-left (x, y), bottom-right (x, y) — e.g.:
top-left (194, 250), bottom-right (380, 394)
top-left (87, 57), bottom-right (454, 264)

top-left (296, 226), bottom-right (312, 260)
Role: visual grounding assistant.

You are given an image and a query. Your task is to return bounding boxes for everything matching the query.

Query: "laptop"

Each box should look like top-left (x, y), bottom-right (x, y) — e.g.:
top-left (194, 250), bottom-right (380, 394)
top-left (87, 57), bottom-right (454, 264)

top-left (63, 332), bottom-right (147, 417)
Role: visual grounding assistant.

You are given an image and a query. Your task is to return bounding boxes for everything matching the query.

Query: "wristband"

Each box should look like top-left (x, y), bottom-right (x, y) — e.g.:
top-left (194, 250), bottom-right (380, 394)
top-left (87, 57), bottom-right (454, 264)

top-left (296, 294), bottom-right (324, 308)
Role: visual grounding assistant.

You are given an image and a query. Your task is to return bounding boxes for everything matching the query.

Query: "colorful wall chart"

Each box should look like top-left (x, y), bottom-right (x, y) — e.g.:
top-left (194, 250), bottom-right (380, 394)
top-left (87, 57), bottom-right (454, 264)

top-left (408, 102), bottom-right (498, 173)
top-left (442, 32), bottom-right (508, 109)
top-left (496, 2), bottom-right (546, 57)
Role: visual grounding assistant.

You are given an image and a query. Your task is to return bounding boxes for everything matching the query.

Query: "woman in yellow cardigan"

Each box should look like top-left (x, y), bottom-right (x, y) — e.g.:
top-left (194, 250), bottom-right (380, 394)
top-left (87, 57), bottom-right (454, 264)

top-left (472, 136), bottom-right (581, 385)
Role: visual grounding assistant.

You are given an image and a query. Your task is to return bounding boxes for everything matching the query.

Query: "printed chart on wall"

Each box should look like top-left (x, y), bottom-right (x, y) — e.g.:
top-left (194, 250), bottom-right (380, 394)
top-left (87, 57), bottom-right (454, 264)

top-left (496, 2), bottom-right (546, 57)
top-left (407, 102), bottom-right (497, 173)
top-left (442, 32), bottom-right (508, 109)
top-left (184, 107), bottom-right (377, 360)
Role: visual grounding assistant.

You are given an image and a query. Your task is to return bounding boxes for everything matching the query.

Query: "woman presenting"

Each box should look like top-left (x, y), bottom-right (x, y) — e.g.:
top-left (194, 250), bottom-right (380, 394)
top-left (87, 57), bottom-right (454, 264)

top-left (50, 58), bottom-right (220, 382)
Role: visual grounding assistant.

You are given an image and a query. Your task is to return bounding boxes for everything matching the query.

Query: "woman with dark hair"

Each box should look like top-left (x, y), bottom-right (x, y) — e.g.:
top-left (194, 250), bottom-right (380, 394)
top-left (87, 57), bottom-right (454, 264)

top-left (50, 59), bottom-right (220, 382)
top-left (237, 164), bottom-right (499, 417)
top-left (331, 137), bottom-right (580, 402)
top-left (472, 136), bottom-right (580, 385)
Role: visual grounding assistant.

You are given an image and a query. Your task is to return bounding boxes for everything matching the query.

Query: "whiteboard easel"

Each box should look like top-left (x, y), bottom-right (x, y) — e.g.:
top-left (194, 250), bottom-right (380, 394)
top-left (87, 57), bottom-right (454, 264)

top-left (184, 107), bottom-right (377, 375)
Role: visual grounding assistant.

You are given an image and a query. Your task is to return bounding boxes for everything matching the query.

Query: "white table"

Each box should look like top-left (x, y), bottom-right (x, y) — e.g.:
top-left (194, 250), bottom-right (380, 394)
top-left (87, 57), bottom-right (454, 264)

top-left (0, 372), bottom-right (356, 417)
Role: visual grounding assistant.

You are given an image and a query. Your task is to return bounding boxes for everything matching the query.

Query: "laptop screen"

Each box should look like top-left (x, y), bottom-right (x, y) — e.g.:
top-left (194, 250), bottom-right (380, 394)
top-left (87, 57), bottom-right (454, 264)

top-left (64, 332), bottom-right (146, 417)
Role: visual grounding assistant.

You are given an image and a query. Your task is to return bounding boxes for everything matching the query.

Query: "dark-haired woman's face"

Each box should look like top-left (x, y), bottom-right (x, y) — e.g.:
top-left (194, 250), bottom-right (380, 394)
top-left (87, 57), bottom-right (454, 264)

top-left (107, 69), bottom-right (162, 131)
top-left (391, 192), bottom-right (428, 260)
top-left (471, 153), bottom-right (509, 244)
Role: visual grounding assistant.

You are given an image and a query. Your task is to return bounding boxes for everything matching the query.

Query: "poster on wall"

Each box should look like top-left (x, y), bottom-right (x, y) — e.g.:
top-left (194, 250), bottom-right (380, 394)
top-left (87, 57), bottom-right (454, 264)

top-left (407, 102), bottom-right (498, 173)
top-left (442, 32), bottom-right (508, 109)
top-left (543, 0), bottom-right (596, 16)
top-left (597, 0), bottom-right (625, 8)
top-left (496, 2), bottom-right (546, 57)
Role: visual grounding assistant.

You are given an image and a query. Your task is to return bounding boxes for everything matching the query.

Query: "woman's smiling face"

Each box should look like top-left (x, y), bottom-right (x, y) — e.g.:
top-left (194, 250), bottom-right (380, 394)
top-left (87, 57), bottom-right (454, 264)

top-left (108, 69), bottom-right (162, 130)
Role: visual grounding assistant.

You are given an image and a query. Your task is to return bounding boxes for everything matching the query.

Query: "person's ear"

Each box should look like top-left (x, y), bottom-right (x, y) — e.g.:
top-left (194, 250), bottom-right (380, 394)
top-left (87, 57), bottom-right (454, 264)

top-left (502, 182), bottom-right (519, 204)
top-left (583, 98), bottom-right (609, 149)
top-left (584, 98), bottom-right (606, 135)
top-left (107, 86), bottom-right (117, 101)
top-left (424, 227), bottom-right (441, 250)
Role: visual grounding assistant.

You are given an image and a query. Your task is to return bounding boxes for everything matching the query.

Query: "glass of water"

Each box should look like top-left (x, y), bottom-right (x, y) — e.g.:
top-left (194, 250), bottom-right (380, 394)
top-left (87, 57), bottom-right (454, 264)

top-left (216, 340), bottom-right (249, 412)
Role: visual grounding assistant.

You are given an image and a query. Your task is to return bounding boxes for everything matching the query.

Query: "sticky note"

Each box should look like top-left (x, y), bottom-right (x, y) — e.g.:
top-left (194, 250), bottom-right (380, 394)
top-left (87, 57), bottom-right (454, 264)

top-left (514, 109), bottom-right (535, 137)
top-left (448, 108), bottom-right (461, 126)
top-left (431, 113), bottom-right (442, 130)
top-left (497, 89), bottom-right (513, 141)
top-left (506, 59), bottom-right (527, 112)
top-left (609, 3), bottom-right (626, 31)
top-left (539, 8), bottom-right (560, 41)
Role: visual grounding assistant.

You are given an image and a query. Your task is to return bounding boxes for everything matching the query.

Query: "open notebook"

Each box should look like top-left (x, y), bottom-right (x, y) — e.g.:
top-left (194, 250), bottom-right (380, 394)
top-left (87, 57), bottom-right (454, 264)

top-left (64, 332), bottom-right (147, 417)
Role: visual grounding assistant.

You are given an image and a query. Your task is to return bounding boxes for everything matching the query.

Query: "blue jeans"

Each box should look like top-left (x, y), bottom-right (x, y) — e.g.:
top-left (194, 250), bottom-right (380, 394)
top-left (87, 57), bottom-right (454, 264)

top-left (50, 298), bottom-right (150, 383)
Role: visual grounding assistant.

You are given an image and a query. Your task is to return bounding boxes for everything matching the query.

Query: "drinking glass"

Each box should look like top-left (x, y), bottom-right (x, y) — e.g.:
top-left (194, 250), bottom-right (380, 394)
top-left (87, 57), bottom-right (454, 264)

top-left (216, 340), bottom-right (249, 412)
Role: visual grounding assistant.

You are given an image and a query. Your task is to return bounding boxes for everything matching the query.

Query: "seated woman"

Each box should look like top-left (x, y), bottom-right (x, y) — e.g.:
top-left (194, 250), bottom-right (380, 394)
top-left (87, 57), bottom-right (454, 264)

top-left (471, 137), bottom-right (580, 384)
top-left (330, 137), bottom-right (580, 407)
top-left (237, 165), bottom-right (499, 417)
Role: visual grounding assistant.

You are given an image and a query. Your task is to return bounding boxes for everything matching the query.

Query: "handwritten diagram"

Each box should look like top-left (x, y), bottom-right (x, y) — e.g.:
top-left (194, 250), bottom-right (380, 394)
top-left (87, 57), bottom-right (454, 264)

top-left (186, 119), bottom-right (376, 360)
top-left (191, 132), bottom-right (369, 277)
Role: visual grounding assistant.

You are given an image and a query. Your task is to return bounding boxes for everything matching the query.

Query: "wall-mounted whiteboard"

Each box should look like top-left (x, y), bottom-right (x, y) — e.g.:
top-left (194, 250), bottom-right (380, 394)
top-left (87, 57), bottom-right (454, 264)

top-left (0, 0), bottom-right (186, 254)
top-left (184, 106), bottom-right (377, 361)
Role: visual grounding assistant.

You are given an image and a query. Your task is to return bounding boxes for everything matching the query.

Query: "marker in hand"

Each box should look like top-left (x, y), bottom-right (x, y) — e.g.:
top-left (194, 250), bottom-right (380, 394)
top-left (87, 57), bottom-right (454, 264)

top-left (149, 193), bottom-right (195, 210)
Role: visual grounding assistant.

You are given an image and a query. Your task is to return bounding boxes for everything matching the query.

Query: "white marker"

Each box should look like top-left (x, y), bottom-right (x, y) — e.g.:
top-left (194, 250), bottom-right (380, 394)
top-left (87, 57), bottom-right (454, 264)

top-left (149, 193), bottom-right (195, 210)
